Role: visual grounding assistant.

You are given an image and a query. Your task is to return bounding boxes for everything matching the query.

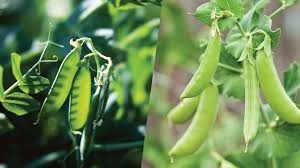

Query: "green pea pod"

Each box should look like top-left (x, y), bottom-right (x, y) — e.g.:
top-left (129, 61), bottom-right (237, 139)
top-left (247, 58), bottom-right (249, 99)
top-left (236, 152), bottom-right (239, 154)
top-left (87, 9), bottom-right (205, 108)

top-left (256, 50), bottom-right (300, 123)
top-left (180, 20), bottom-right (221, 99)
top-left (36, 46), bottom-right (81, 123)
top-left (169, 84), bottom-right (219, 159)
top-left (79, 86), bottom-right (101, 162)
top-left (69, 60), bottom-right (91, 131)
top-left (243, 59), bottom-right (260, 147)
top-left (167, 95), bottom-right (200, 124)
top-left (80, 74), bottom-right (110, 161)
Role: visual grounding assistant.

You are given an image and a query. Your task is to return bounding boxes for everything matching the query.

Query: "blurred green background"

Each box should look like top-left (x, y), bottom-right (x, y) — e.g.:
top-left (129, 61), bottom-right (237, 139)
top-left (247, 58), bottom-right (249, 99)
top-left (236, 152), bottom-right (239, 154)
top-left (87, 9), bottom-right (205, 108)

top-left (142, 0), bottom-right (300, 167)
top-left (0, 0), bottom-right (160, 167)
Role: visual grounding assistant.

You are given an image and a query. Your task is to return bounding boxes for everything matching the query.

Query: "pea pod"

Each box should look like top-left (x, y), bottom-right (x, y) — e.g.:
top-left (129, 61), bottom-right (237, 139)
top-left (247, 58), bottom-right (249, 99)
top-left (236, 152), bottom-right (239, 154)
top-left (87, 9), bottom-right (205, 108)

top-left (169, 84), bottom-right (219, 158)
top-left (79, 86), bottom-right (101, 161)
top-left (80, 74), bottom-right (110, 161)
top-left (36, 46), bottom-right (81, 122)
top-left (256, 50), bottom-right (300, 123)
top-left (69, 60), bottom-right (91, 131)
top-left (180, 20), bottom-right (221, 99)
top-left (167, 96), bottom-right (200, 124)
top-left (243, 59), bottom-right (260, 146)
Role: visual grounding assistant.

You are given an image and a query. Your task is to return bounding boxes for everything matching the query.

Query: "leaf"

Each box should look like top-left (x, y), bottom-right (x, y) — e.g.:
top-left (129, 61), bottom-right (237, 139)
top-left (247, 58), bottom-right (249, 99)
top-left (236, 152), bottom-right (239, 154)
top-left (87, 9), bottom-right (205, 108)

top-left (249, 123), bottom-right (300, 159)
top-left (226, 153), bottom-right (267, 168)
top-left (216, 45), bottom-right (244, 99)
top-left (18, 76), bottom-right (50, 94)
top-left (194, 2), bottom-right (214, 26)
top-left (11, 53), bottom-right (23, 81)
top-left (219, 17), bottom-right (238, 31)
top-left (194, 2), bottom-right (238, 31)
top-left (216, 0), bottom-right (244, 18)
top-left (226, 0), bottom-right (271, 58)
top-left (226, 28), bottom-right (247, 59)
top-left (283, 62), bottom-right (300, 98)
top-left (279, 150), bottom-right (300, 168)
top-left (2, 92), bottom-right (40, 116)
top-left (119, 19), bottom-right (160, 48)
top-left (256, 15), bottom-right (281, 49)
top-left (0, 66), bottom-right (4, 100)
top-left (0, 113), bottom-right (14, 135)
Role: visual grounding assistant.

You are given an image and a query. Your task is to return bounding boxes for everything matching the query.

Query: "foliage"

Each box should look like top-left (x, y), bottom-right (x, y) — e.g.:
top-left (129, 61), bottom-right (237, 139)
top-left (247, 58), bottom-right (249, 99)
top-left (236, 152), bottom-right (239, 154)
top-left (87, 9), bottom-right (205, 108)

top-left (143, 0), bottom-right (300, 167)
top-left (0, 0), bottom-right (160, 167)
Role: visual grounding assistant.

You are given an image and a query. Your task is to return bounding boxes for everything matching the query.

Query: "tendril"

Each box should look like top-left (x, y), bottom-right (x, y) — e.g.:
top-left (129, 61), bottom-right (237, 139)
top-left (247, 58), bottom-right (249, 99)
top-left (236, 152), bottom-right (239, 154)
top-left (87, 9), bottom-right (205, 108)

top-left (40, 55), bottom-right (59, 63)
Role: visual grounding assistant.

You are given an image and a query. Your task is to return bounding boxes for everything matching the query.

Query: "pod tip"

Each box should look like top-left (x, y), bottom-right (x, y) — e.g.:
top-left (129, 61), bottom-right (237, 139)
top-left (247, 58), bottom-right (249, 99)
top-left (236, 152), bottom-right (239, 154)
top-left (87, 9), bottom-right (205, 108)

top-left (244, 143), bottom-right (249, 153)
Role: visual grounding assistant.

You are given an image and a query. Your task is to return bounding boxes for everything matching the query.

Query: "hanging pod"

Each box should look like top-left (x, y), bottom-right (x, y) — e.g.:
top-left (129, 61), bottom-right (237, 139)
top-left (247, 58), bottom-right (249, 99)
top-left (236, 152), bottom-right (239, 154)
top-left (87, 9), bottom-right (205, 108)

top-left (69, 59), bottom-right (92, 131)
top-left (167, 95), bottom-right (200, 124)
top-left (36, 45), bottom-right (82, 123)
top-left (169, 83), bottom-right (219, 159)
top-left (256, 50), bottom-right (300, 123)
top-left (180, 20), bottom-right (221, 99)
top-left (80, 73), bottom-right (111, 161)
top-left (243, 59), bottom-right (260, 147)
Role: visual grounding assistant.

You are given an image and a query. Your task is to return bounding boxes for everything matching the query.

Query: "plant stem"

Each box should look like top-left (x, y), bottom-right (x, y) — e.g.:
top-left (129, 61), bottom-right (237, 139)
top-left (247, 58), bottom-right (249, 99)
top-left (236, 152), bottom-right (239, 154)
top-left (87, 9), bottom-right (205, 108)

top-left (268, 157), bottom-right (278, 168)
top-left (4, 44), bottom-right (49, 96)
top-left (3, 23), bottom-right (55, 96)
top-left (93, 140), bottom-right (144, 151)
top-left (272, 157), bottom-right (278, 168)
top-left (218, 63), bottom-right (243, 73)
top-left (259, 99), bottom-right (271, 128)
top-left (236, 22), bottom-right (246, 37)
top-left (270, 5), bottom-right (285, 18)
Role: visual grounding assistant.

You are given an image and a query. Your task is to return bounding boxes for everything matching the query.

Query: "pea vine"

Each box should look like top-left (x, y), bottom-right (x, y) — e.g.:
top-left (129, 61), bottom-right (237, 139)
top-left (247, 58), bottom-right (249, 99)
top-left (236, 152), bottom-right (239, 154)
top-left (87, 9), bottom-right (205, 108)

top-left (166, 0), bottom-right (300, 167)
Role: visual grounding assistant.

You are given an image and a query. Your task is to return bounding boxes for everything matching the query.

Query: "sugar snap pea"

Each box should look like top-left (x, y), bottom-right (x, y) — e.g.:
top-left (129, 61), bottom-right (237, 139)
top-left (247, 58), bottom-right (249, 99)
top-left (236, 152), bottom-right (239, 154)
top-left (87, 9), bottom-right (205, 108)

top-left (69, 60), bottom-right (91, 131)
top-left (256, 50), bottom-right (300, 123)
top-left (36, 45), bottom-right (81, 123)
top-left (243, 59), bottom-right (260, 146)
top-left (180, 20), bottom-right (221, 99)
top-left (167, 96), bottom-right (200, 124)
top-left (169, 84), bottom-right (219, 158)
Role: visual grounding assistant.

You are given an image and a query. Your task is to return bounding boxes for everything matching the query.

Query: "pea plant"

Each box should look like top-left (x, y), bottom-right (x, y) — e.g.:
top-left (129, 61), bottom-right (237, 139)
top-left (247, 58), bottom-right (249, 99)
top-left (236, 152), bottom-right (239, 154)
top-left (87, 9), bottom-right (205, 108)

top-left (166, 0), bottom-right (300, 167)
top-left (0, 0), bottom-right (160, 167)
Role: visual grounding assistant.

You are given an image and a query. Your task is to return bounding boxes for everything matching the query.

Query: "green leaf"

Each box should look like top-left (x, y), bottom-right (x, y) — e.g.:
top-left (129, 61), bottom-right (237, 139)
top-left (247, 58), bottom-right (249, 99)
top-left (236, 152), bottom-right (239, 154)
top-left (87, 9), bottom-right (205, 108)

top-left (19, 76), bottom-right (50, 94)
top-left (194, 2), bottom-right (238, 31)
top-left (216, 45), bottom-right (244, 99)
top-left (216, 0), bottom-right (244, 18)
top-left (226, 0), bottom-right (272, 58)
top-left (226, 28), bottom-right (247, 59)
top-left (119, 19), bottom-right (160, 48)
top-left (256, 15), bottom-right (281, 49)
top-left (194, 2), bottom-right (214, 26)
top-left (219, 17), bottom-right (238, 31)
top-left (2, 92), bottom-right (40, 116)
top-left (0, 113), bottom-right (14, 135)
top-left (279, 150), bottom-right (300, 168)
top-left (249, 123), bottom-right (300, 159)
top-left (226, 153), bottom-right (267, 168)
top-left (280, 0), bottom-right (298, 7)
top-left (11, 53), bottom-right (23, 81)
top-left (283, 62), bottom-right (300, 98)
top-left (0, 66), bottom-right (4, 100)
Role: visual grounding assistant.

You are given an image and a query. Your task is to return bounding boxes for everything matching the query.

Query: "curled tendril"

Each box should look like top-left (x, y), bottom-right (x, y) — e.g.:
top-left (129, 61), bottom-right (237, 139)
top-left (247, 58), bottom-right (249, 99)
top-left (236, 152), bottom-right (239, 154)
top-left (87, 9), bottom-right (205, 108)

top-left (40, 55), bottom-right (59, 63)
top-left (35, 63), bottom-right (41, 75)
